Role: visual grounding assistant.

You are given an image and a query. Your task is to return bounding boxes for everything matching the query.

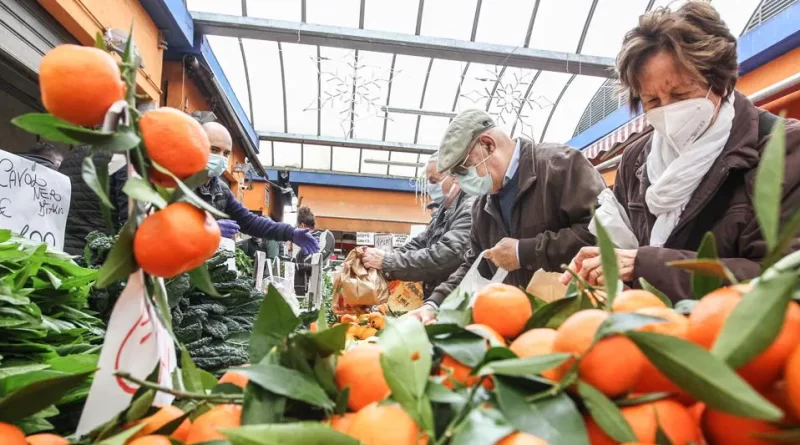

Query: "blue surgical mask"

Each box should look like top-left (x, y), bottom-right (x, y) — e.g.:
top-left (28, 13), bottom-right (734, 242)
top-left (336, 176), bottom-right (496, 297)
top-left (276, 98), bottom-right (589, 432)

top-left (455, 150), bottom-right (494, 196)
top-left (207, 154), bottom-right (227, 178)
top-left (426, 182), bottom-right (444, 203)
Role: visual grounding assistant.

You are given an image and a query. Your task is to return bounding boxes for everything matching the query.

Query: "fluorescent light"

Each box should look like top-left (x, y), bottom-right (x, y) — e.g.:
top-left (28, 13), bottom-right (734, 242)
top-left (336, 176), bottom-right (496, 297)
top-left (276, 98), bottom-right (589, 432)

top-left (364, 158), bottom-right (425, 168)
top-left (381, 106), bottom-right (458, 118)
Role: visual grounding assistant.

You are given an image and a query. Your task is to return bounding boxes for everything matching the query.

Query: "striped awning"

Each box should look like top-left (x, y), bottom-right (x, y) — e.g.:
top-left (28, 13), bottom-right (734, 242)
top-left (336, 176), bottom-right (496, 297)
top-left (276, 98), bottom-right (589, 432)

top-left (582, 114), bottom-right (648, 160)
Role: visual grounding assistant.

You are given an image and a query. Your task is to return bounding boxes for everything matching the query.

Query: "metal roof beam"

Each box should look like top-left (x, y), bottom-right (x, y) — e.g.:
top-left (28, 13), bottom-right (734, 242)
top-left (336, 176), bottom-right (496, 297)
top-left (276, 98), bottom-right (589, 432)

top-left (258, 131), bottom-right (437, 155)
top-left (192, 12), bottom-right (616, 78)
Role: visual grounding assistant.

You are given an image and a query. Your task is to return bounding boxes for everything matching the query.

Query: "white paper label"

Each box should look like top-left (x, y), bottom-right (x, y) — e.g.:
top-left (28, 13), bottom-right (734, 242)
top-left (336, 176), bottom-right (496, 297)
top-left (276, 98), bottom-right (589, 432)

top-left (392, 234), bottom-right (408, 247)
top-left (0, 150), bottom-right (71, 250)
top-left (356, 232), bottom-right (375, 246)
top-left (375, 234), bottom-right (393, 253)
top-left (76, 271), bottom-right (177, 435)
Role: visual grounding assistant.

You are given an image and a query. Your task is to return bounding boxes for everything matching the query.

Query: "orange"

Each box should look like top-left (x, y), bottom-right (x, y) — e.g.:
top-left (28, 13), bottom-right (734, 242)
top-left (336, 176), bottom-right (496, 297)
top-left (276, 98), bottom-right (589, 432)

top-left (612, 290), bottom-right (666, 312)
top-left (632, 307), bottom-right (692, 402)
top-left (785, 344), bottom-right (800, 420)
top-left (133, 202), bottom-right (221, 278)
top-left (218, 370), bottom-right (249, 389)
top-left (701, 408), bottom-right (781, 445)
top-left (24, 433), bottom-right (68, 445)
top-left (687, 286), bottom-right (800, 389)
top-left (346, 402), bottom-right (421, 445)
top-left (551, 309), bottom-right (644, 397)
top-left (508, 328), bottom-right (558, 380)
top-left (39, 44), bottom-right (126, 126)
top-left (129, 436), bottom-right (172, 445)
top-left (466, 324), bottom-right (507, 347)
top-left (329, 413), bottom-right (355, 433)
top-left (586, 399), bottom-right (701, 445)
top-left (439, 324), bottom-right (503, 390)
top-left (128, 405), bottom-right (191, 442)
top-left (335, 344), bottom-right (391, 411)
top-left (310, 321), bottom-right (318, 332)
top-left (473, 283), bottom-right (532, 339)
top-left (185, 404), bottom-right (241, 444)
top-left (496, 431), bottom-right (549, 444)
top-left (139, 107), bottom-right (210, 186)
top-left (0, 422), bottom-right (25, 444)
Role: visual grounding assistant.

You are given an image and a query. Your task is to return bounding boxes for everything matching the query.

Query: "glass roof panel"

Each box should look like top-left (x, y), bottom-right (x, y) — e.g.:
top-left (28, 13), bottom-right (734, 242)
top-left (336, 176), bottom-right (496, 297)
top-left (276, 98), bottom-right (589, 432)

top-left (455, 63), bottom-right (500, 112)
top-left (364, 0), bottom-right (419, 34)
top-left (511, 70), bottom-right (572, 141)
top-left (350, 51), bottom-right (393, 141)
top-left (305, 0), bottom-right (360, 27)
top-left (420, 0), bottom-right (479, 40)
top-left (384, 113), bottom-right (419, 144)
top-left (487, 67), bottom-right (538, 135)
top-left (422, 59), bottom-right (467, 113)
top-left (361, 149), bottom-right (390, 175)
top-left (416, 116), bottom-right (450, 146)
top-left (281, 43), bottom-right (319, 135)
top-left (388, 55), bottom-right (431, 108)
top-left (246, 0), bottom-right (300, 21)
top-left (474, 0), bottom-right (536, 46)
top-left (187, 0), bottom-right (241, 15)
top-left (207, 36), bottom-right (251, 122)
top-left (318, 47), bottom-right (356, 138)
top-left (580, 0), bottom-right (649, 58)
top-left (331, 147), bottom-right (361, 173)
top-left (302, 145), bottom-right (332, 170)
top-left (542, 75), bottom-right (607, 143)
top-left (242, 39), bottom-right (284, 132)
top-left (388, 152), bottom-right (421, 177)
top-left (272, 142), bottom-right (302, 168)
top-left (527, 0), bottom-right (593, 52)
top-left (258, 141), bottom-right (273, 167)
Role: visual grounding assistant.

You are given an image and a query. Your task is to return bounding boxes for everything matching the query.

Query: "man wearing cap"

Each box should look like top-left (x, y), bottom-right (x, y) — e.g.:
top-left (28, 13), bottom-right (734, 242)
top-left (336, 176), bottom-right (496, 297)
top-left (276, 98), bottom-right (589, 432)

top-left (409, 109), bottom-right (606, 323)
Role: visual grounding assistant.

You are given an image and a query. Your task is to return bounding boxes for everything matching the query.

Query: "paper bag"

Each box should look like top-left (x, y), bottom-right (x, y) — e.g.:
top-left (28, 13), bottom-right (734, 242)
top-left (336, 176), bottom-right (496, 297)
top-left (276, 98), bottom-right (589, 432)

top-left (387, 280), bottom-right (424, 313)
top-left (333, 247), bottom-right (389, 308)
top-left (526, 269), bottom-right (568, 303)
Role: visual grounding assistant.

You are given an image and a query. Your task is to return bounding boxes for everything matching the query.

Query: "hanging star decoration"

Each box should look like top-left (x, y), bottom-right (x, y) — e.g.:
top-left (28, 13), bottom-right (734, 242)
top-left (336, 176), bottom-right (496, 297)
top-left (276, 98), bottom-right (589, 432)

top-left (304, 50), bottom-right (399, 138)
top-left (461, 68), bottom-right (554, 140)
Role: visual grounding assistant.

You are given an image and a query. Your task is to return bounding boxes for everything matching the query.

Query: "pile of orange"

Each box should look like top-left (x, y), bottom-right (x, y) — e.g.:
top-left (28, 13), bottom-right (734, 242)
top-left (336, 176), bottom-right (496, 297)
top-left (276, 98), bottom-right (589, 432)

top-left (334, 312), bottom-right (386, 342)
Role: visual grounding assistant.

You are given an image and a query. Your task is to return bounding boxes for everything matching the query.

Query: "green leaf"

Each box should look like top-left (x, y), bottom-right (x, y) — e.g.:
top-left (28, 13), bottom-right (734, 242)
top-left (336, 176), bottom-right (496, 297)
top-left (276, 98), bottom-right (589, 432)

top-left (639, 278), bottom-right (672, 308)
top-left (667, 259), bottom-right (738, 286)
top-left (711, 271), bottom-right (797, 368)
top-left (180, 346), bottom-right (204, 393)
top-left (313, 356), bottom-right (338, 396)
top-left (0, 370), bottom-right (93, 422)
top-left (692, 233), bottom-right (722, 298)
top-left (616, 392), bottom-right (672, 406)
top-left (295, 323), bottom-right (349, 357)
top-left (655, 416), bottom-right (673, 445)
top-left (152, 411), bottom-right (192, 437)
top-left (82, 155), bottom-right (114, 209)
top-left (380, 316), bottom-right (434, 435)
top-left (199, 369), bottom-right (219, 391)
top-left (316, 298), bottom-right (329, 332)
top-left (752, 428), bottom-right (800, 443)
top-left (188, 264), bottom-right (222, 297)
top-left (525, 295), bottom-right (582, 330)
top-left (595, 312), bottom-right (667, 339)
top-left (594, 217), bottom-right (620, 307)
top-left (242, 348), bottom-right (285, 425)
top-left (95, 219), bottom-right (137, 288)
top-left (763, 207), bottom-right (800, 269)
top-left (123, 177), bottom-right (168, 209)
top-left (11, 114), bottom-right (84, 144)
top-left (170, 169), bottom-right (211, 202)
top-left (334, 387), bottom-right (349, 415)
top-left (577, 381), bottom-right (637, 443)
top-left (231, 364), bottom-right (333, 409)
top-left (494, 378), bottom-right (589, 445)
top-left (432, 334), bottom-right (486, 367)
top-left (249, 285), bottom-right (300, 363)
top-left (152, 162), bottom-right (228, 219)
top-left (0, 364), bottom-right (50, 380)
top-left (754, 116), bottom-right (786, 251)
top-left (60, 125), bottom-right (140, 152)
top-left (626, 331), bottom-right (781, 420)
top-left (95, 31), bottom-right (108, 50)
top-left (97, 423), bottom-right (145, 445)
top-left (477, 353), bottom-right (571, 378)
top-left (425, 380), bottom-right (465, 405)
top-left (451, 406), bottom-right (515, 445)
top-left (222, 422), bottom-right (358, 445)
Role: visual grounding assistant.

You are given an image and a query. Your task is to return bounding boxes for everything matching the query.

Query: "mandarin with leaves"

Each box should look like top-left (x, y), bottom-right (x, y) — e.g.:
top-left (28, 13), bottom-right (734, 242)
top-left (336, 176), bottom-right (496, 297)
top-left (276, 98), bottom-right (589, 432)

top-left (631, 307), bottom-right (692, 402)
top-left (586, 399), bottom-right (701, 445)
top-left (508, 328), bottom-right (558, 380)
top-left (24, 433), bottom-right (68, 445)
top-left (335, 343), bottom-right (390, 411)
top-left (185, 404), bottom-right (241, 444)
top-left (701, 408), bottom-right (781, 445)
top-left (127, 404), bottom-right (191, 442)
top-left (784, 343), bottom-right (800, 420)
top-left (346, 402), bottom-right (422, 445)
top-left (473, 283), bottom-right (532, 339)
top-left (611, 290), bottom-right (666, 312)
top-left (139, 107), bottom-right (210, 187)
top-left (0, 422), bottom-right (25, 445)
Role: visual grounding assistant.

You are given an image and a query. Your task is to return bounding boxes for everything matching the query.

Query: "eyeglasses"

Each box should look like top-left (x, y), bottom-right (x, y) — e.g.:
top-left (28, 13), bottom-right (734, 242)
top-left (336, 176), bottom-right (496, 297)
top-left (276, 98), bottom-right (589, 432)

top-left (449, 137), bottom-right (486, 177)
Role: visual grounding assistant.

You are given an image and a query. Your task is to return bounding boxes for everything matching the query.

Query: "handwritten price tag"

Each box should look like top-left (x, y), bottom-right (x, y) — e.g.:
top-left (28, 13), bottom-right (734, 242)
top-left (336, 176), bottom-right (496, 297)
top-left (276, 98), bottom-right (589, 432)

top-left (76, 271), bottom-right (177, 435)
top-left (0, 150), bottom-right (71, 250)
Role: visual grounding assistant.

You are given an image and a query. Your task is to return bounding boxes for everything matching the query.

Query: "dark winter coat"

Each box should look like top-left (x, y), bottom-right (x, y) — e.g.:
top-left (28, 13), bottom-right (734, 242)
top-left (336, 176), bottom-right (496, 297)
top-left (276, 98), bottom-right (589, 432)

top-left (615, 91), bottom-right (800, 302)
top-left (382, 191), bottom-right (475, 299)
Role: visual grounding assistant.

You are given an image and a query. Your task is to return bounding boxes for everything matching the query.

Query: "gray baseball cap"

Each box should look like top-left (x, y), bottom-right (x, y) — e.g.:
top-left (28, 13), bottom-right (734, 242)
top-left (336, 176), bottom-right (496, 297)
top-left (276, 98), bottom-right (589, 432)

top-left (437, 109), bottom-right (496, 173)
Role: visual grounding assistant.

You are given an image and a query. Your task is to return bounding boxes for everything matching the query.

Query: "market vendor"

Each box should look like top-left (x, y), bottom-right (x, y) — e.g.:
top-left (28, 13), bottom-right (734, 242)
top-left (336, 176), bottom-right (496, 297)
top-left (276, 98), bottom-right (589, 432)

top-left (292, 206), bottom-right (335, 295)
top-left (560, 1), bottom-right (800, 301)
top-left (409, 109), bottom-right (606, 323)
top-left (197, 122), bottom-right (319, 254)
top-left (361, 155), bottom-right (475, 300)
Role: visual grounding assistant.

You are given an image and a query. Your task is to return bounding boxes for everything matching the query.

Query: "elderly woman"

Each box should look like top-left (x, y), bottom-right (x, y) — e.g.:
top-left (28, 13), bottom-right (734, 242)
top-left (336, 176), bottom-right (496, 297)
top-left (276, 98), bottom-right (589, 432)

top-left (562, 1), bottom-right (800, 301)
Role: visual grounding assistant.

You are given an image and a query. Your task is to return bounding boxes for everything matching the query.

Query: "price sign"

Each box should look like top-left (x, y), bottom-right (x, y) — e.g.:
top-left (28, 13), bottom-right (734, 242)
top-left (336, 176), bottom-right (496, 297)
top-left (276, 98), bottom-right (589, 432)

top-left (0, 150), bottom-right (71, 250)
top-left (392, 234), bottom-right (408, 247)
top-left (375, 234), bottom-right (393, 253)
top-left (356, 232), bottom-right (375, 246)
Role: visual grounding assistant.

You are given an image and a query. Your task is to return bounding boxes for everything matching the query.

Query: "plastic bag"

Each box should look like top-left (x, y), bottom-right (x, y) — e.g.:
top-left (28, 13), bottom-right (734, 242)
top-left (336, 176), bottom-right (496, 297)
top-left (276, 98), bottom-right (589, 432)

top-left (332, 247), bottom-right (389, 309)
top-left (460, 251), bottom-right (509, 306)
top-left (263, 263), bottom-right (301, 315)
top-left (589, 189), bottom-right (640, 249)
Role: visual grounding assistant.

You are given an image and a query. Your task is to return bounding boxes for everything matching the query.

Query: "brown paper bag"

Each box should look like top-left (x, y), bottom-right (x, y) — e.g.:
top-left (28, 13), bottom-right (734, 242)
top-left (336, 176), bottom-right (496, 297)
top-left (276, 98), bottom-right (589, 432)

top-left (333, 247), bottom-right (389, 309)
top-left (387, 280), bottom-right (424, 313)
top-left (526, 269), bottom-right (568, 303)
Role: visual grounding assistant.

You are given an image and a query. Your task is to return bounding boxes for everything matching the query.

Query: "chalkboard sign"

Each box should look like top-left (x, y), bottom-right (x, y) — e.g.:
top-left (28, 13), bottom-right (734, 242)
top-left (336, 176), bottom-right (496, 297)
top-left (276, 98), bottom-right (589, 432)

top-left (0, 150), bottom-right (71, 251)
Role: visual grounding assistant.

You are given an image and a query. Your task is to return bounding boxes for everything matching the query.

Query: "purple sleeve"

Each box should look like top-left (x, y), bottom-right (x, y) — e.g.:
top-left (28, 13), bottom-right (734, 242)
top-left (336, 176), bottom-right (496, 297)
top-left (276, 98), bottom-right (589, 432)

top-left (223, 187), bottom-right (294, 242)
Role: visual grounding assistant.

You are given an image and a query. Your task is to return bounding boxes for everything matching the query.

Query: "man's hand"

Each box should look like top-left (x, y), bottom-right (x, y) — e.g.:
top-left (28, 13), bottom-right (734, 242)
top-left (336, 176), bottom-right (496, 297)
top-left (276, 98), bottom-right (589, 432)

top-left (406, 304), bottom-right (437, 325)
top-left (560, 246), bottom-right (638, 286)
top-left (485, 238), bottom-right (520, 271)
top-left (361, 247), bottom-right (386, 270)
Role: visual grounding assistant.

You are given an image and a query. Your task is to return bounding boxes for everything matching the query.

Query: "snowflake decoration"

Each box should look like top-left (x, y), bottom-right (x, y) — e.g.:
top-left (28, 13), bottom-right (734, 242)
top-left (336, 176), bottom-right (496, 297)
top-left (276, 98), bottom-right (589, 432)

top-left (304, 51), bottom-right (399, 138)
top-left (461, 68), bottom-right (554, 140)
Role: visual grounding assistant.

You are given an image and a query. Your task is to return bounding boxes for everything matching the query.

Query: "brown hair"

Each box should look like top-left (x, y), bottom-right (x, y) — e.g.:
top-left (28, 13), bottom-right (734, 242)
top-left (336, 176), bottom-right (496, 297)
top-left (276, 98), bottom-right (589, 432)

top-left (616, 0), bottom-right (738, 112)
top-left (297, 205), bottom-right (315, 229)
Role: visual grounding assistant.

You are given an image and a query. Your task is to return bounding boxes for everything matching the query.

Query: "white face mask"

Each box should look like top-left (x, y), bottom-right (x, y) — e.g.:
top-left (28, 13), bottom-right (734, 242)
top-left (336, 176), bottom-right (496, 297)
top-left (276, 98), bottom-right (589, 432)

top-left (455, 148), bottom-right (494, 196)
top-left (207, 154), bottom-right (228, 178)
top-left (645, 89), bottom-right (718, 153)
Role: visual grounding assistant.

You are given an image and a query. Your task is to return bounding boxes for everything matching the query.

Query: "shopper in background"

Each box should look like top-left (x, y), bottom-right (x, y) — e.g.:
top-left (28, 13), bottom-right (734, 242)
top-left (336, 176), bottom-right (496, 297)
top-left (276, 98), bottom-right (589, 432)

top-left (197, 122), bottom-right (319, 254)
top-left (409, 109), bottom-right (606, 323)
top-left (22, 140), bottom-right (64, 170)
top-left (361, 156), bottom-right (475, 300)
top-left (292, 206), bottom-right (335, 295)
top-left (561, 1), bottom-right (800, 302)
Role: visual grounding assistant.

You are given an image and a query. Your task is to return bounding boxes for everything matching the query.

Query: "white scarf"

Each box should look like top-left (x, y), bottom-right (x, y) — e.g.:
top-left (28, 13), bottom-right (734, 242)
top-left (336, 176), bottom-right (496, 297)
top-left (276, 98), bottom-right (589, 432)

top-left (645, 94), bottom-right (735, 247)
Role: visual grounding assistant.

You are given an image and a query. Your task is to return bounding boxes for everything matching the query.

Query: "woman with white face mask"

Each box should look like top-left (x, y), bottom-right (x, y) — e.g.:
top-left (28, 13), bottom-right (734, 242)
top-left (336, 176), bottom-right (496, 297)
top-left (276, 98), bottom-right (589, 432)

top-left (562, 1), bottom-right (800, 302)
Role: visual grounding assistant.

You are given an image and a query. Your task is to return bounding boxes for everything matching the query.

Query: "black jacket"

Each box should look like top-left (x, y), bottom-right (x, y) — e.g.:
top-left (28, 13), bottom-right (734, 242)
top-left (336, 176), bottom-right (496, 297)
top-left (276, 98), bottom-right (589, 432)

top-left (60, 147), bottom-right (128, 255)
top-left (382, 191), bottom-right (475, 299)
